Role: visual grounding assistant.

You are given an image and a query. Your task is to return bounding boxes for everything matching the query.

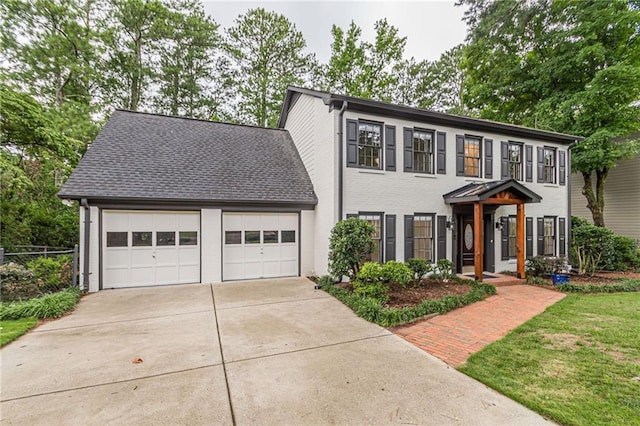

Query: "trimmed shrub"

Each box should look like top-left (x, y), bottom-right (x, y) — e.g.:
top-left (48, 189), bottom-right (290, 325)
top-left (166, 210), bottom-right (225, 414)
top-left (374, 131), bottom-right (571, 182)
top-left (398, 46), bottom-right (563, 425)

top-left (353, 262), bottom-right (388, 303)
top-left (432, 259), bottom-right (454, 280)
top-left (328, 218), bottom-right (375, 279)
top-left (406, 258), bottom-right (431, 282)
top-left (608, 235), bottom-right (640, 271)
top-left (0, 263), bottom-right (43, 302)
top-left (317, 275), bottom-right (336, 288)
top-left (0, 287), bottom-right (81, 320)
top-left (381, 261), bottom-right (413, 287)
top-left (526, 256), bottom-right (567, 276)
top-left (571, 220), bottom-right (615, 274)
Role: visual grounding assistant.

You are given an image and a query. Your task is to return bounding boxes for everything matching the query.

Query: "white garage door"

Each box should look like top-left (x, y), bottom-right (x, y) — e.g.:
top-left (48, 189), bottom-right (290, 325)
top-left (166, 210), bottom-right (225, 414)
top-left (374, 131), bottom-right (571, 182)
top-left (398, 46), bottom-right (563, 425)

top-left (102, 211), bottom-right (200, 288)
top-left (223, 213), bottom-right (298, 281)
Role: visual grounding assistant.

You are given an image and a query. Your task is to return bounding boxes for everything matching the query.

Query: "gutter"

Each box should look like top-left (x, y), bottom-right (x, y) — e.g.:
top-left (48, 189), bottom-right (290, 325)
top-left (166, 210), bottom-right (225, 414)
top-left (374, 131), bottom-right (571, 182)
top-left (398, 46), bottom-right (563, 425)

top-left (81, 198), bottom-right (90, 292)
top-left (336, 100), bottom-right (348, 220)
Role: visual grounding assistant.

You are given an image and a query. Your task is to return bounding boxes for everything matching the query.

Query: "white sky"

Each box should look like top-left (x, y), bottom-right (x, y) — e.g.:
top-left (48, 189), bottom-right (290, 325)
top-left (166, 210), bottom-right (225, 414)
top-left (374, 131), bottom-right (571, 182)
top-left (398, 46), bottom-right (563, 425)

top-left (202, 1), bottom-right (468, 63)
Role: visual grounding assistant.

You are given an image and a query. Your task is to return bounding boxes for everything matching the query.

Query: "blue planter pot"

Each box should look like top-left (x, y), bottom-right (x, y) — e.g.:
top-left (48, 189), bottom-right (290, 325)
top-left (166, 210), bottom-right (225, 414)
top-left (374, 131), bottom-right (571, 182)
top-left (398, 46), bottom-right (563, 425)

top-left (551, 273), bottom-right (570, 286)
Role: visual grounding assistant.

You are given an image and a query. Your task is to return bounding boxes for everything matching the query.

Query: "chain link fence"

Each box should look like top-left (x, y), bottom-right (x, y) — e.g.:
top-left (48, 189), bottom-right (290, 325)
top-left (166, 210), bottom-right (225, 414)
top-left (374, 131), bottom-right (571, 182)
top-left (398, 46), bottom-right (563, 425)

top-left (0, 245), bottom-right (79, 302)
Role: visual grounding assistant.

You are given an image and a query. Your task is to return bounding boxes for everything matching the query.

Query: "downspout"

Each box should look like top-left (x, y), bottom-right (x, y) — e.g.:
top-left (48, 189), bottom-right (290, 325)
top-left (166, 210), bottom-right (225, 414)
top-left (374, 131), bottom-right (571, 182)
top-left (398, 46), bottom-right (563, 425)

top-left (567, 140), bottom-right (579, 267)
top-left (337, 100), bottom-right (348, 220)
top-left (81, 198), bottom-right (90, 292)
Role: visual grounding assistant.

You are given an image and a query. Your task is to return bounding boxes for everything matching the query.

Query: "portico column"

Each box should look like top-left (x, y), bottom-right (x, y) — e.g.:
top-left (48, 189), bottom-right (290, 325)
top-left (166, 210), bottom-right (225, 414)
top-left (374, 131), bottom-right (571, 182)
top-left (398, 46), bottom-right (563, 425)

top-left (516, 203), bottom-right (526, 278)
top-left (474, 203), bottom-right (484, 281)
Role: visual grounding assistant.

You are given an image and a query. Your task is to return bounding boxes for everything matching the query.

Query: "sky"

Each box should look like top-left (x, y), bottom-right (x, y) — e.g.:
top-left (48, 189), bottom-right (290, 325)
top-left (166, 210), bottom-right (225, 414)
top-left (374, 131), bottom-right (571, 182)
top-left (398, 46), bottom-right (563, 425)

top-left (202, 1), bottom-right (469, 63)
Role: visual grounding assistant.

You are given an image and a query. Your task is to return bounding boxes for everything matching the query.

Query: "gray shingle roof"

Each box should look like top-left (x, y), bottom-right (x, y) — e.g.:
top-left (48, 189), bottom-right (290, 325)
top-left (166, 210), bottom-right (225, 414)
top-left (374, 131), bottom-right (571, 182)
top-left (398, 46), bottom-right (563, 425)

top-left (59, 110), bottom-right (317, 205)
top-left (443, 179), bottom-right (542, 204)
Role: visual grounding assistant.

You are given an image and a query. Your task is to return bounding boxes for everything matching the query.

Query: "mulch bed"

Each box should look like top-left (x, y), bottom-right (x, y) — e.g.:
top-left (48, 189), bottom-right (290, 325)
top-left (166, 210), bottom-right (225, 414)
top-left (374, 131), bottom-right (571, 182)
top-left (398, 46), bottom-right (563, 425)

top-left (538, 271), bottom-right (640, 287)
top-left (386, 279), bottom-right (473, 308)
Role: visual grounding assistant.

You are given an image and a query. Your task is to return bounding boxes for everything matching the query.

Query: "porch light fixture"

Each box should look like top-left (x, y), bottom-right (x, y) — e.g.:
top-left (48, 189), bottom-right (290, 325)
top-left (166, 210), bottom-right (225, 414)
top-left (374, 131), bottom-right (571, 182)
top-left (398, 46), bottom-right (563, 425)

top-left (495, 220), bottom-right (504, 230)
top-left (446, 217), bottom-right (454, 230)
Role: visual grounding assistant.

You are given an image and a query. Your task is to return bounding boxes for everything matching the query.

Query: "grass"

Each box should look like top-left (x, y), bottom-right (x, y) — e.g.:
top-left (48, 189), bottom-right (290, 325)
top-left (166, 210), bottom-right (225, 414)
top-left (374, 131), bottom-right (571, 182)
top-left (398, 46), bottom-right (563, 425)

top-left (0, 288), bottom-right (81, 320)
top-left (0, 318), bottom-right (38, 347)
top-left (322, 279), bottom-right (496, 327)
top-left (459, 293), bottom-right (640, 426)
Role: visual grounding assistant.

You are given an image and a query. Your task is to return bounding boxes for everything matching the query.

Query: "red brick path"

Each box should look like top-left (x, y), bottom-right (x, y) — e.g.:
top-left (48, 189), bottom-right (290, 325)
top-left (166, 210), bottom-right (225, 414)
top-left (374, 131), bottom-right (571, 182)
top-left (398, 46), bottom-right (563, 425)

top-left (391, 285), bottom-right (566, 366)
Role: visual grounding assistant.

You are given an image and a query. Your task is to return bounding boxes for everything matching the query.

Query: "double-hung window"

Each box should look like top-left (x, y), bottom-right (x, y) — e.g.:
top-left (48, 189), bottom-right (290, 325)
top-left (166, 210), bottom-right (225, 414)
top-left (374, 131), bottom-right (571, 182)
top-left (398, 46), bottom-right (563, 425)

top-left (359, 213), bottom-right (382, 262)
top-left (507, 216), bottom-right (517, 258)
top-left (543, 147), bottom-right (556, 183)
top-left (413, 129), bottom-right (434, 174)
top-left (413, 215), bottom-right (434, 262)
top-left (464, 136), bottom-right (481, 177)
top-left (358, 122), bottom-right (382, 169)
top-left (543, 217), bottom-right (555, 255)
top-left (508, 143), bottom-right (523, 180)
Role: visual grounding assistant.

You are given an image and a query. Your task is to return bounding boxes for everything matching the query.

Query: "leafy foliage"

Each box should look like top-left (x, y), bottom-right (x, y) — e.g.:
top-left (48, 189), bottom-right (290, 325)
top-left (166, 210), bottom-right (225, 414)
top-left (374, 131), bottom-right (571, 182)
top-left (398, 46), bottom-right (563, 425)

top-left (406, 258), bottom-right (431, 282)
top-left (328, 218), bottom-right (375, 279)
top-left (225, 8), bottom-right (314, 126)
top-left (571, 219), bottom-right (615, 274)
top-left (526, 256), bottom-right (568, 277)
top-left (323, 279), bottom-right (496, 327)
top-left (27, 255), bottom-right (73, 292)
top-left (609, 236), bottom-right (640, 271)
top-left (555, 280), bottom-right (640, 294)
top-left (431, 259), bottom-right (454, 280)
top-left (461, 0), bottom-right (640, 226)
top-left (0, 264), bottom-right (42, 302)
top-left (381, 261), bottom-right (413, 287)
top-left (0, 287), bottom-right (81, 320)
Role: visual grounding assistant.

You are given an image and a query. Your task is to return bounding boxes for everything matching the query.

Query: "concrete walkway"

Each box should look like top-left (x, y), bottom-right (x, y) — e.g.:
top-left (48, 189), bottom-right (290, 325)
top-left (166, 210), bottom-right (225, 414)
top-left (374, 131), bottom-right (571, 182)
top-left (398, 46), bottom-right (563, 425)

top-left (1, 278), bottom-right (552, 425)
top-left (393, 285), bottom-right (566, 366)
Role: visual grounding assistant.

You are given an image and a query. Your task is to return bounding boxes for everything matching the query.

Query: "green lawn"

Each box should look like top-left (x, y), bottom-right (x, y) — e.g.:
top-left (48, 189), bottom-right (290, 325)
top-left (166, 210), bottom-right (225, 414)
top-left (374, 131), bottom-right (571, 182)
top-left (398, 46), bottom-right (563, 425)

top-left (0, 318), bottom-right (38, 347)
top-left (460, 293), bottom-right (640, 426)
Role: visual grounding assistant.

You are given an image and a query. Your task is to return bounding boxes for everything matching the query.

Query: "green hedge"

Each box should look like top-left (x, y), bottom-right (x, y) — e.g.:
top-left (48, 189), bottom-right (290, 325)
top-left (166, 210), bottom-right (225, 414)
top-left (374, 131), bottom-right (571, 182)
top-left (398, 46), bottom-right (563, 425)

top-left (556, 279), bottom-right (640, 294)
top-left (0, 288), bottom-right (81, 320)
top-left (322, 280), bottom-right (496, 327)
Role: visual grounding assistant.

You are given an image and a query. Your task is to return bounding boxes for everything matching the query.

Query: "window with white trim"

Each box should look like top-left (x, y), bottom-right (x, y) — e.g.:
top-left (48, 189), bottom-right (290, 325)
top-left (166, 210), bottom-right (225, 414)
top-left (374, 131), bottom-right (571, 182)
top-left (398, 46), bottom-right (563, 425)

top-left (414, 215), bottom-right (434, 262)
top-left (359, 213), bottom-right (382, 262)
top-left (464, 136), bottom-right (481, 177)
top-left (508, 143), bottom-right (523, 180)
top-left (543, 217), bottom-right (555, 255)
top-left (358, 122), bottom-right (382, 169)
top-left (413, 129), bottom-right (434, 174)
top-left (543, 147), bottom-right (556, 183)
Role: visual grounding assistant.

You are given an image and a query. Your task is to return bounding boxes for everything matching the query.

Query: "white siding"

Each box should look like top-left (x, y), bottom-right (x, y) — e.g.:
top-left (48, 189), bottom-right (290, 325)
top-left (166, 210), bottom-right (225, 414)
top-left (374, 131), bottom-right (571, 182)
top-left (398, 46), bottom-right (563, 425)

top-left (284, 94), bottom-right (336, 275)
top-left (201, 208), bottom-right (222, 283)
top-left (571, 157), bottom-right (640, 242)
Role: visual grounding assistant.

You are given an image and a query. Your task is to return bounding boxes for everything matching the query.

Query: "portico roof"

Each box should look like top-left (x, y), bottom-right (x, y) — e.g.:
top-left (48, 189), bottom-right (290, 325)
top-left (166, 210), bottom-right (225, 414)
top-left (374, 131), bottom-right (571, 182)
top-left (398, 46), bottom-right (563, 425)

top-left (443, 179), bottom-right (542, 204)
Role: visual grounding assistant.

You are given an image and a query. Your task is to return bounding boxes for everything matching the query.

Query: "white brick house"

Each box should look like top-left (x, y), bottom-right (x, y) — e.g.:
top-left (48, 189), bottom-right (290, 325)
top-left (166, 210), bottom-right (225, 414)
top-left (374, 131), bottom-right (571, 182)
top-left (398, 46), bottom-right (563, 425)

top-left (279, 87), bottom-right (580, 280)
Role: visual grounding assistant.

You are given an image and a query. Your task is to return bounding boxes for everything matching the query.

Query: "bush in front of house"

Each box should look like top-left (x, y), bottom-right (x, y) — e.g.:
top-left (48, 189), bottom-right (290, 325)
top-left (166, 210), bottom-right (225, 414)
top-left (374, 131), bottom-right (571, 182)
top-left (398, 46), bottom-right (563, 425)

top-left (328, 218), bottom-right (375, 279)
top-left (608, 235), bottom-right (640, 271)
top-left (0, 263), bottom-right (43, 302)
top-left (407, 258), bottom-right (431, 282)
top-left (26, 255), bottom-right (73, 292)
top-left (0, 287), bottom-right (81, 320)
top-left (352, 262), bottom-right (389, 303)
top-left (571, 218), bottom-right (615, 274)
top-left (381, 261), bottom-right (413, 287)
top-left (432, 259), bottom-right (454, 280)
top-left (526, 256), bottom-right (567, 277)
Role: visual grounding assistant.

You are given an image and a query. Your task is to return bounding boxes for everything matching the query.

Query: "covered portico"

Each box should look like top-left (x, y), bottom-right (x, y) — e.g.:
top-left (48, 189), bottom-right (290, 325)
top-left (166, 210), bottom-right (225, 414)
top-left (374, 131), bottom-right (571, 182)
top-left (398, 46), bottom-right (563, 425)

top-left (444, 180), bottom-right (542, 282)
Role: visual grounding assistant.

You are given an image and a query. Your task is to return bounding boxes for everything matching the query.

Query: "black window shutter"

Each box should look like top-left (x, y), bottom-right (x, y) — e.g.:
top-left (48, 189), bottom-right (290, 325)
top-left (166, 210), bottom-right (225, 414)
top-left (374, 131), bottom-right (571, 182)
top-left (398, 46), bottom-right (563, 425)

top-left (558, 217), bottom-right (566, 256)
top-left (537, 217), bottom-right (545, 255)
top-left (501, 216), bottom-right (509, 260)
top-left (403, 127), bottom-right (413, 172)
top-left (526, 217), bottom-right (533, 258)
top-left (385, 125), bottom-right (396, 171)
top-left (559, 150), bottom-right (566, 186)
top-left (500, 141), bottom-right (509, 179)
top-left (385, 215), bottom-right (396, 261)
top-left (455, 134), bottom-right (465, 176)
top-left (525, 144), bottom-right (533, 182)
top-left (437, 132), bottom-right (446, 174)
top-left (437, 215), bottom-right (447, 260)
top-left (404, 215), bottom-right (414, 261)
top-left (485, 139), bottom-right (493, 178)
top-left (346, 120), bottom-right (358, 167)
top-left (537, 147), bottom-right (544, 183)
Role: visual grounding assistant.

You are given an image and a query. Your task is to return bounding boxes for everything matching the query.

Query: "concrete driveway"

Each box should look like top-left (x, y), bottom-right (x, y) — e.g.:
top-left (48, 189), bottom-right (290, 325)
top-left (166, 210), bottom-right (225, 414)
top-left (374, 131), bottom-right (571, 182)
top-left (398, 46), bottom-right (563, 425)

top-left (1, 278), bottom-right (550, 425)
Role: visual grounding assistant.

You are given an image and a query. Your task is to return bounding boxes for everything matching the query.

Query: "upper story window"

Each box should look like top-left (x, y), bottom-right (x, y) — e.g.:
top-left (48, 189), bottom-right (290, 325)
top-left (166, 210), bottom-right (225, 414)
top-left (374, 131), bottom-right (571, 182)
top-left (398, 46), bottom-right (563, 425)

top-left (464, 136), bottom-right (481, 177)
top-left (358, 122), bottom-right (382, 169)
top-left (543, 147), bottom-right (556, 183)
top-left (508, 143), bottom-right (523, 180)
top-left (413, 129), bottom-right (434, 174)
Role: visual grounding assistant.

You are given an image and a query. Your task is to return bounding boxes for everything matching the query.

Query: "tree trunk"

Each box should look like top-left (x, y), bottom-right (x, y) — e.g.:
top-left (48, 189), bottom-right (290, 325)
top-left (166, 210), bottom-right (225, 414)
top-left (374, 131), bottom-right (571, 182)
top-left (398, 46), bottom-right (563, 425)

top-left (581, 169), bottom-right (608, 227)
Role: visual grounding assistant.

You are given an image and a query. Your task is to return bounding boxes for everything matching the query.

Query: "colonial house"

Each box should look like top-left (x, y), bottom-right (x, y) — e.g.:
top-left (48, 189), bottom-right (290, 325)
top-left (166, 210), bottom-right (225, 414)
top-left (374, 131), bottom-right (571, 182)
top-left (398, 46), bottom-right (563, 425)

top-left (59, 87), bottom-right (580, 292)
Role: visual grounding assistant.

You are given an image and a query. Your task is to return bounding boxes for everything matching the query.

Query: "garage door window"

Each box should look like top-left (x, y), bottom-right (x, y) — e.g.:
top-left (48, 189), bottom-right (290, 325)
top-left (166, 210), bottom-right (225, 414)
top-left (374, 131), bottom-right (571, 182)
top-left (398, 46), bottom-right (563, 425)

top-left (263, 230), bottom-right (278, 243)
top-left (179, 231), bottom-right (198, 245)
top-left (225, 231), bottom-right (241, 244)
top-left (245, 231), bottom-right (260, 244)
top-left (106, 232), bottom-right (128, 247)
top-left (132, 232), bottom-right (153, 246)
top-left (157, 231), bottom-right (175, 246)
top-left (281, 230), bottom-right (296, 243)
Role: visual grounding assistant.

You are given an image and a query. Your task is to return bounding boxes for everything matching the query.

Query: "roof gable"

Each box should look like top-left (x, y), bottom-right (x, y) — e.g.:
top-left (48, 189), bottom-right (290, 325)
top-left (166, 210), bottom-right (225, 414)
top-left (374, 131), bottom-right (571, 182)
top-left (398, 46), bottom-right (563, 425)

top-left (443, 179), bottom-right (542, 204)
top-left (59, 110), bottom-right (317, 205)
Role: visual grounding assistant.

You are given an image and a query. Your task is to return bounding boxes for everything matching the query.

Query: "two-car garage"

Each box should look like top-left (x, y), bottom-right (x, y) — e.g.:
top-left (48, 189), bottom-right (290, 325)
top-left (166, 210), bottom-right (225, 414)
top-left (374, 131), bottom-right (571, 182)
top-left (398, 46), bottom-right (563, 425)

top-left (101, 210), bottom-right (300, 289)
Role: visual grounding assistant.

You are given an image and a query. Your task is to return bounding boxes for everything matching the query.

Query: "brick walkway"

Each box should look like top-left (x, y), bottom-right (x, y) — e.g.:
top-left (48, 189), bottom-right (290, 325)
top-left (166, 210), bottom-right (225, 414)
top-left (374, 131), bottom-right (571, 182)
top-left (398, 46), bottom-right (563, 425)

top-left (391, 285), bottom-right (566, 366)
